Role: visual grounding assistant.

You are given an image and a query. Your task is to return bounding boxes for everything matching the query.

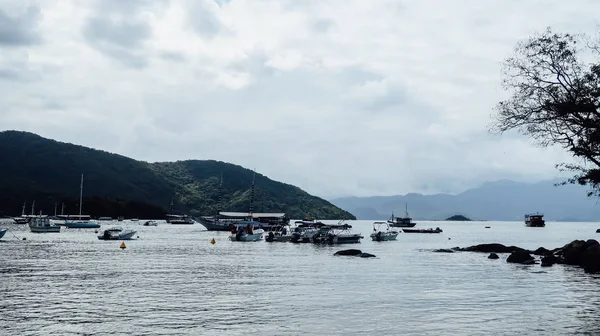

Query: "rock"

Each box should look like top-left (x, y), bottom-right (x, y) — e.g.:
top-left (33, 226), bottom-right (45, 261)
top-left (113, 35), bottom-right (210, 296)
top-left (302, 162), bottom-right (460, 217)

top-left (562, 240), bottom-right (588, 265)
top-left (460, 243), bottom-right (530, 254)
top-left (580, 243), bottom-right (600, 274)
top-left (541, 254), bottom-right (557, 267)
top-left (359, 253), bottom-right (376, 258)
top-left (596, 228), bottom-right (600, 233)
top-left (334, 249), bottom-right (362, 256)
top-left (507, 250), bottom-right (535, 264)
top-left (488, 253), bottom-right (499, 259)
top-left (533, 247), bottom-right (551, 256)
top-left (433, 248), bottom-right (455, 253)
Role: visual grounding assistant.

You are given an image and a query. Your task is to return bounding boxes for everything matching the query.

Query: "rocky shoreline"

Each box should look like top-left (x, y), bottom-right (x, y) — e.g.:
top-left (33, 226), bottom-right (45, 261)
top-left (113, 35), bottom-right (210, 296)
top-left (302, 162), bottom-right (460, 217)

top-left (434, 239), bottom-right (600, 274)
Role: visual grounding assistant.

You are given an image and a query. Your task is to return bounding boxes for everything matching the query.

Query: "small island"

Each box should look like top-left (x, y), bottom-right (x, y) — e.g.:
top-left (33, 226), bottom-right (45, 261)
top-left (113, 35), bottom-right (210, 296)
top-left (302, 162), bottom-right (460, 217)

top-left (446, 215), bottom-right (472, 221)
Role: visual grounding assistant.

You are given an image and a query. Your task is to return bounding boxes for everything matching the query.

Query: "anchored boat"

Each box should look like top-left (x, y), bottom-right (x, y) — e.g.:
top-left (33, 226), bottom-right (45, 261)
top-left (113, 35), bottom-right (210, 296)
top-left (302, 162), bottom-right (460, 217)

top-left (388, 203), bottom-right (417, 227)
top-left (370, 221), bottom-right (399, 241)
top-left (97, 226), bottom-right (137, 240)
top-left (525, 213), bottom-right (545, 227)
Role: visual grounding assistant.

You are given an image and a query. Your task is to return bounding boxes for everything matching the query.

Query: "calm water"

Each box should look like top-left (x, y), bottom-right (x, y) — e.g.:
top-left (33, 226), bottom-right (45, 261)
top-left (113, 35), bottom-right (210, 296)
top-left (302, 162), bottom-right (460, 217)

top-left (1, 219), bottom-right (600, 335)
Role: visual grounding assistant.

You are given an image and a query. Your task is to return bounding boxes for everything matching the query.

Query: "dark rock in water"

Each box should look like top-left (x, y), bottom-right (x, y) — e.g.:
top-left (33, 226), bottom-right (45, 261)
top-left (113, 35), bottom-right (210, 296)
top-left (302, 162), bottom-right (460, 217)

top-left (580, 243), bottom-right (600, 274)
top-left (596, 228), bottom-right (600, 233)
top-left (507, 251), bottom-right (535, 264)
top-left (433, 248), bottom-right (455, 253)
top-left (334, 249), bottom-right (362, 256)
top-left (562, 240), bottom-right (588, 265)
top-left (533, 247), bottom-right (551, 256)
top-left (460, 243), bottom-right (530, 254)
top-left (488, 253), bottom-right (499, 259)
top-left (359, 253), bottom-right (376, 258)
top-left (541, 254), bottom-right (557, 267)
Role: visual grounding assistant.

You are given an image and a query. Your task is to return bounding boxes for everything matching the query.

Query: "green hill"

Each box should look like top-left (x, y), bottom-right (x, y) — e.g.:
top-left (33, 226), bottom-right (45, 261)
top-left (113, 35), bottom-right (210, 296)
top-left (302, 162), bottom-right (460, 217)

top-left (0, 131), bottom-right (355, 220)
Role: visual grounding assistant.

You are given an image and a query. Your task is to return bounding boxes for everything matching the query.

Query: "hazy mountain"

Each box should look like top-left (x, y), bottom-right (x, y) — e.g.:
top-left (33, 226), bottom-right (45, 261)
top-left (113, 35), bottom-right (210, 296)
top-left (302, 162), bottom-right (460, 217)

top-left (330, 179), bottom-right (600, 221)
top-left (0, 131), bottom-right (355, 219)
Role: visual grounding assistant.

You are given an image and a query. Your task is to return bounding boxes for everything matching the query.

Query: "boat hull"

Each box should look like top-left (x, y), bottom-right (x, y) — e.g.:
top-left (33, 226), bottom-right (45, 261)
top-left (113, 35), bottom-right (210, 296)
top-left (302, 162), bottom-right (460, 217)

top-left (402, 228), bottom-right (442, 233)
top-left (97, 230), bottom-right (137, 240)
top-left (65, 221), bottom-right (101, 229)
top-left (30, 226), bottom-right (61, 233)
top-left (195, 218), bottom-right (231, 231)
top-left (370, 232), bottom-right (399, 241)
top-left (389, 222), bottom-right (416, 228)
top-left (229, 232), bottom-right (264, 242)
top-left (0, 228), bottom-right (7, 239)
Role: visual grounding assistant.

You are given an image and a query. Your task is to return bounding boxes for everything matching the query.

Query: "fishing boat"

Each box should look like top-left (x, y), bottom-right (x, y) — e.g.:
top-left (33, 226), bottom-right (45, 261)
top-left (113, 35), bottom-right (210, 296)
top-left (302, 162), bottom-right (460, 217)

top-left (525, 213), bottom-right (545, 227)
top-left (402, 227), bottom-right (443, 234)
top-left (228, 222), bottom-right (264, 242)
top-left (0, 228), bottom-right (7, 239)
top-left (388, 203), bottom-right (417, 227)
top-left (312, 221), bottom-right (363, 244)
top-left (29, 215), bottom-right (61, 233)
top-left (97, 226), bottom-right (137, 240)
top-left (65, 174), bottom-right (100, 229)
top-left (370, 221), bottom-right (399, 241)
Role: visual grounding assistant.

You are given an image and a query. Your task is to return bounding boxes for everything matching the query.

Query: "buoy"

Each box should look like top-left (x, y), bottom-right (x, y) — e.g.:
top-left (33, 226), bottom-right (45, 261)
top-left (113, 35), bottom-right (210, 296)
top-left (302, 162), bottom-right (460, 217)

top-left (120, 242), bottom-right (126, 249)
top-left (210, 238), bottom-right (216, 245)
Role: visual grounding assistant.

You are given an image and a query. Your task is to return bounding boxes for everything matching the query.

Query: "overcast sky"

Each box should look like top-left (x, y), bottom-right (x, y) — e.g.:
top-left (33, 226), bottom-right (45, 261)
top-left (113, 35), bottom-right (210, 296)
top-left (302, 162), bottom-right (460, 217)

top-left (0, 0), bottom-right (597, 198)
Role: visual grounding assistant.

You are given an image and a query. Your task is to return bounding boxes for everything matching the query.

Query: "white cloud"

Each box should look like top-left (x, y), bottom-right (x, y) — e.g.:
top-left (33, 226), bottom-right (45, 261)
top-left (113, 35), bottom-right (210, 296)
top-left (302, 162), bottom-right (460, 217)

top-left (0, 0), bottom-right (597, 198)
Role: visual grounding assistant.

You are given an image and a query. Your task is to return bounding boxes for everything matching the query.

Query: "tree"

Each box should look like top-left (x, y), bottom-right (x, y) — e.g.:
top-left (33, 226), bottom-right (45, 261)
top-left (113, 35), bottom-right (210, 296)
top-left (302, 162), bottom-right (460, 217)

top-left (491, 27), bottom-right (600, 196)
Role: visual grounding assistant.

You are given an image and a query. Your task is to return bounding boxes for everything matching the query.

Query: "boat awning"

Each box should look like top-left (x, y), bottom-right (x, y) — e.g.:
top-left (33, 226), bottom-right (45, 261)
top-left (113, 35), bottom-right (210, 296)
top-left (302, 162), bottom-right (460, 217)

top-left (219, 212), bottom-right (286, 218)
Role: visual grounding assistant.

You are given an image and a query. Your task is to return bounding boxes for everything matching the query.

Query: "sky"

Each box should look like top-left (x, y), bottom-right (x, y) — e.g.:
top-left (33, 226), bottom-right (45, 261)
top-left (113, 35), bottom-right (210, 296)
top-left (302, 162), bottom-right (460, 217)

top-left (0, 0), bottom-right (598, 199)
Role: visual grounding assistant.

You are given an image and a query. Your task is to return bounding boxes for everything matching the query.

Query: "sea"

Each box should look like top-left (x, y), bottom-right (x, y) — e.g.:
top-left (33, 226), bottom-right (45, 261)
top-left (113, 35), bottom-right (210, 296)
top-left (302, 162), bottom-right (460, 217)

top-left (1, 219), bottom-right (599, 336)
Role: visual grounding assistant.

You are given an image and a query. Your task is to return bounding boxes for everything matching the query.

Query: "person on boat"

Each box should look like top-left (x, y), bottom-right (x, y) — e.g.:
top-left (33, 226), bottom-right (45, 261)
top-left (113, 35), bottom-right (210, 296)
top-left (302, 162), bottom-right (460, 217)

top-left (247, 224), bottom-right (253, 235)
top-left (230, 225), bottom-right (237, 234)
top-left (281, 226), bottom-right (287, 235)
top-left (103, 230), bottom-right (111, 240)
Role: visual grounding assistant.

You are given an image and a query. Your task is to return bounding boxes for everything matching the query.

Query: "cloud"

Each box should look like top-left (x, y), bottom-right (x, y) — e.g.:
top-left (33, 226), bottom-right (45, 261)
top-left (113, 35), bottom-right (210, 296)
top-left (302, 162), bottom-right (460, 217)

top-left (0, 4), bottom-right (42, 46)
top-left (0, 0), bottom-right (597, 199)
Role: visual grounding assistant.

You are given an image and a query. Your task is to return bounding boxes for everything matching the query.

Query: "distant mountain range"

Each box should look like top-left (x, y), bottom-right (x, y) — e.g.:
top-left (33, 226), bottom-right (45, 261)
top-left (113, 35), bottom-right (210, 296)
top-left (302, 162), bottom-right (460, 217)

top-left (0, 131), bottom-right (354, 219)
top-left (330, 179), bottom-right (600, 222)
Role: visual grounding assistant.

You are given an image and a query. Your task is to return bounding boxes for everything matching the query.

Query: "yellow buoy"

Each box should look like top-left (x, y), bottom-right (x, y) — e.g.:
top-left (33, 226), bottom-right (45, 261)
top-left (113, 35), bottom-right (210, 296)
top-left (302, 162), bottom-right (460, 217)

top-left (120, 242), bottom-right (126, 249)
top-left (210, 238), bottom-right (216, 245)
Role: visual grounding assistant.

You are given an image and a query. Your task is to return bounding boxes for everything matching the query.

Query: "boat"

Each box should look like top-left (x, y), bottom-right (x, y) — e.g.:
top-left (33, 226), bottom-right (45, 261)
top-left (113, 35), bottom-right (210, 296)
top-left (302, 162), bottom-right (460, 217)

top-left (97, 226), bottom-right (137, 240)
top-left (402, 227), bottom-right (443, 233)
top-left (525, 213), bottom-right (545, 227)
top-left (370, 221), bottom-right (399, 241)
top-left (312, 221), bottom-right (363, 244)
top-left (0, 228), bottom-right (7, 239)
top-left (98, 217), bottom-right (113, 221)
top-left (265, 224), bottom-right (293, 242)
top-left (64, 174), bottom-right (100, 229)
top-left (166, 214), bottom-right (195, 225)
top-left (388, 203), bottom-right (417, 227)
top-left (130, 218), bottom-right (139, 222)
top-left (12, 202), bottom-right (30, 224)
top-left (143, 220), bottom-right (158, 226)
top-left (117, 216), bottom-right (124, 222)
top-left (29, 215), bottom-right (61, 233)
top-left (195, 172), bottom-right (289, 231)
top-left (290, 222), bottom-right (324, 243)
top-left (228, 222), bottom-right (264, 242)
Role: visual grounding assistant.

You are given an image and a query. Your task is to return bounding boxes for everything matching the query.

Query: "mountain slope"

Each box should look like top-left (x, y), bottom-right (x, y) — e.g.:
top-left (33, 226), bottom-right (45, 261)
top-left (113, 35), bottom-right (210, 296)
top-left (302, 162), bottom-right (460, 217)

top-left (0, 131), bottom-right (354, 219)
top-left (330, 179), bottom-right (600, 221)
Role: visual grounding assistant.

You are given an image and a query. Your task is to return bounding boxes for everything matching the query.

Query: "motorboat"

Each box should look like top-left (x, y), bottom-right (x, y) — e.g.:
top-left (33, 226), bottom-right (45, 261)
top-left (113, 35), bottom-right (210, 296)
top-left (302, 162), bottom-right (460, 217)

top-left (290, 222), bottom-right (325, 243)
top-left (166, 214), bottom-right (195, 225)
top-left (228, 221), bottom-right (264, 242)
top-left (0, 228), bottom-right (7, 239)
top-left (265, 224), bottom-right (292, 242)
top-left (312, 221), bottom-right (363, 244)
top-left (402, 227), bottom-right (443, 233)
top-left (525, 213), bottom-right (545, 227)
top-left (29, 216), bottom-right (61, 233)
top-left (370, 221), bottom-right (399, 241)
top-left (97, 226), bottom-right (137, 240)
top-left (143, 220), bottom-right (158, 226)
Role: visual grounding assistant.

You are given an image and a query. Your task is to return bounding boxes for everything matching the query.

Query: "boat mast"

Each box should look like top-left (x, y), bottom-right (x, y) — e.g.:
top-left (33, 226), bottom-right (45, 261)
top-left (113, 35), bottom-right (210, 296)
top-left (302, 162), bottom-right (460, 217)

top-left (54, 202), bottom-right (57, 216)
top-left (61, 203), bottom-right (65, 216)
top-left (31, 200), bottom-right (35, 216)
top-left (216, 173), bottom-right (223, 219)
top-left (21, 202), bottom-right (26, 216)
top-left (79, 174), bottom-right (84, 218)
top-left (249, 170), bottom-right (256, 219)
top-left (405, 202), bottom-right (409, 217)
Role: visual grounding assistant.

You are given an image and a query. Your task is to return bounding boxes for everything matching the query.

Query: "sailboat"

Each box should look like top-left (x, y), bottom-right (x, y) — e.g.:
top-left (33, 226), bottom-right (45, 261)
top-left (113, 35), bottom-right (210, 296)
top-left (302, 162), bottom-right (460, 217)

top-left (65, 174), bottom-right (100, 229)
top-left (229, 171), bottom-right (264, 242)
top-left (388, 202), bottom-right (417, 228)
top-left (12, 202), bottom-right (29, 224)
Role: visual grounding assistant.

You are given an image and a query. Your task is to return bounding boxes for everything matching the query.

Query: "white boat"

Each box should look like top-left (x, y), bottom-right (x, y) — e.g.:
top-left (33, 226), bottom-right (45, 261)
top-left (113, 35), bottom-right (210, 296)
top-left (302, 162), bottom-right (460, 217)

top-left (370, 221), bottom-right (399, 241)
top-left (65, 174), bottom-right (100, 229)
top-left (312, 221), bottom-right (363, 244)
top-left (142, 220), bottom-right (158, 226)
top-left (228, 222), bottom-right (264, 242)
top-left (166, 214), bottom-right (195, 224)
top-left (97, 226), bottom-right (137, 240)
top-left (29, 216), bottom-right (61, 233)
